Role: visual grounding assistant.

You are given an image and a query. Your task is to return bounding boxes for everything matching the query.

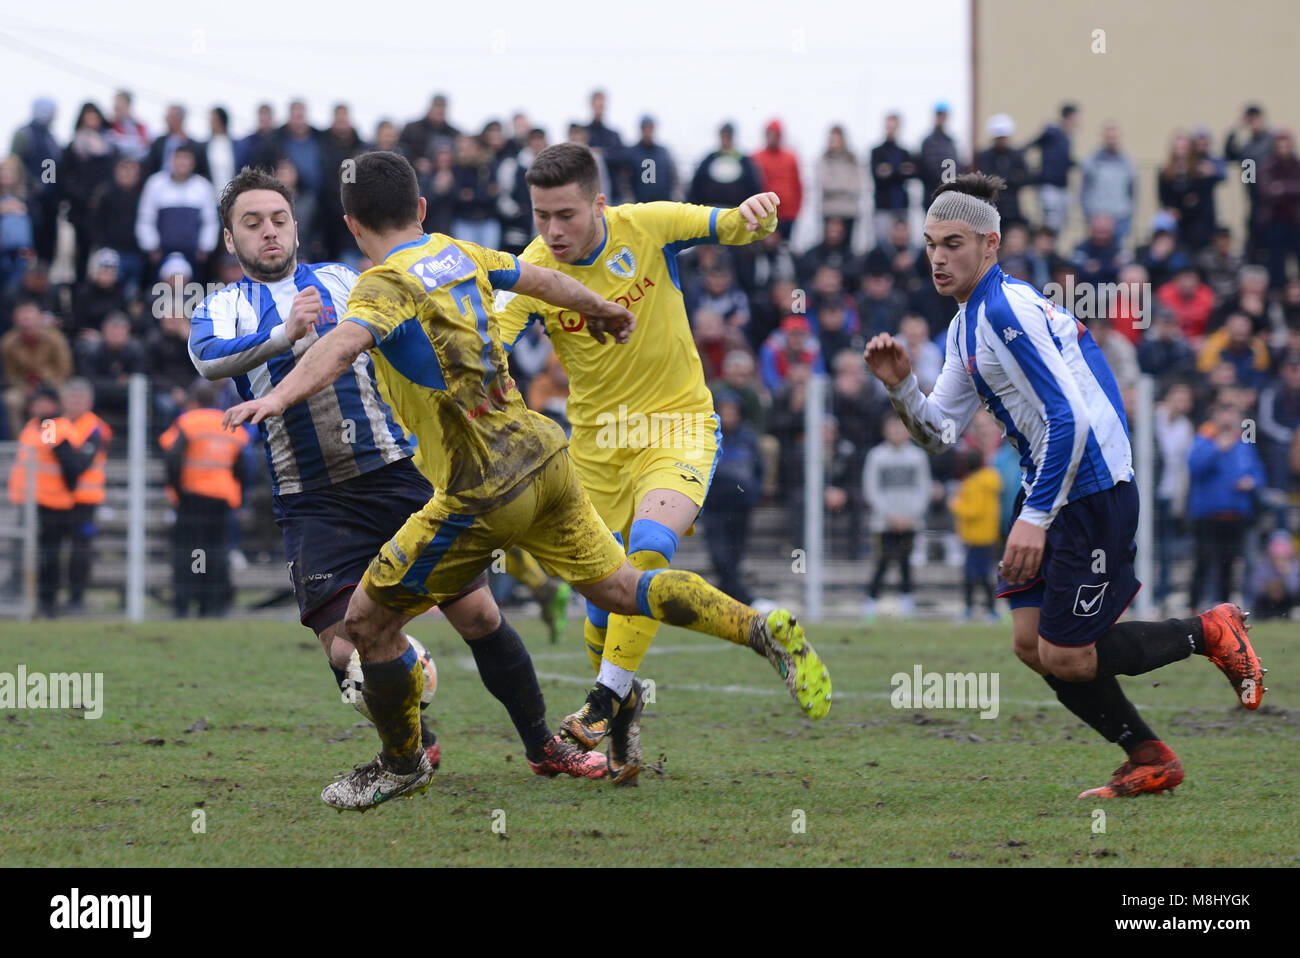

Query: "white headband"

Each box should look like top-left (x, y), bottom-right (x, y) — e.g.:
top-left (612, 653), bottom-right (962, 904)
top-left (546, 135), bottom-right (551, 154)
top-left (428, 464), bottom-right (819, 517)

top-left (925, 191), bottom-right (1001, 235)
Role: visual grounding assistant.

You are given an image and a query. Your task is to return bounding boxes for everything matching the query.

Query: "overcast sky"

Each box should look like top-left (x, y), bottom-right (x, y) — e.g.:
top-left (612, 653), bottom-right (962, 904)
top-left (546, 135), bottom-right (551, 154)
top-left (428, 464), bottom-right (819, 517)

top-left (4, 0), bottom-right (967, 243)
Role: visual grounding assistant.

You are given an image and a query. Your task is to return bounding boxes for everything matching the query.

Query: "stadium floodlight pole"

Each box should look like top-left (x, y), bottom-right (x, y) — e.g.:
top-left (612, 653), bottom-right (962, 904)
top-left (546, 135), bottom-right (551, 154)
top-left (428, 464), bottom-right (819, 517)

top-left (803, 372), bottom-right (826, 623)
top-left (1134, 374), bottom-right (1155, 619)
top-left (126, 373), bottom-right (148, 622)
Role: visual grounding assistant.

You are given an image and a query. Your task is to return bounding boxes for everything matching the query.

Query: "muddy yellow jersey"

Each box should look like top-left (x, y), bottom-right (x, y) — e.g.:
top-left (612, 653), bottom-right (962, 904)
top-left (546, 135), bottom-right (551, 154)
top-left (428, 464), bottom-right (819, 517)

top-left (343, 234), bottom-right (566, 512)
top-left (496, 202), bottom-right (776, 442)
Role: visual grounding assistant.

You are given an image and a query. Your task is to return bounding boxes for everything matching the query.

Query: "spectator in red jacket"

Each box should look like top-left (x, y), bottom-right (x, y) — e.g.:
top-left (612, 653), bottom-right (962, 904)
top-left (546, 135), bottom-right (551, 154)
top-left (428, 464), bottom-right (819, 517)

top-left (759, 315), bottom-right (824, 391)
top-left (752, 120), bottom-right (802, 240)
top-left (1156, 265), bottom-right (1216, 346)
top-left (1109, 263), bottom-right (1150, 345)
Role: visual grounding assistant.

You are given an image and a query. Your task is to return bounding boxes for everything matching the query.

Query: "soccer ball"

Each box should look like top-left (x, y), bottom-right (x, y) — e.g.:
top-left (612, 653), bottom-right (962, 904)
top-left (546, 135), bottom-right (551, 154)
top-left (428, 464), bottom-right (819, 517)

top-left (343, 634), bottom-right (438, 719)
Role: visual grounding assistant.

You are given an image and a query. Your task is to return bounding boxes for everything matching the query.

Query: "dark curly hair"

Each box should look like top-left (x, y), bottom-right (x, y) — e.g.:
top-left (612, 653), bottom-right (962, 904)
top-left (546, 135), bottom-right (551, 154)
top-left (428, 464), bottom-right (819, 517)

top-left (218, 166), bottom-right (295, 230)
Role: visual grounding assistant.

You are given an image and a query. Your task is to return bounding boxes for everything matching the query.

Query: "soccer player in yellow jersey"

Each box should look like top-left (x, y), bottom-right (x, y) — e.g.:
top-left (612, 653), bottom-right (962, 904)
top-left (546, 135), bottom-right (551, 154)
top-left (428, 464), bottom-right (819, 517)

top-left (224, 152), bottom-right (831, 810)
top-left (495, 143), bottom-right (789, 782)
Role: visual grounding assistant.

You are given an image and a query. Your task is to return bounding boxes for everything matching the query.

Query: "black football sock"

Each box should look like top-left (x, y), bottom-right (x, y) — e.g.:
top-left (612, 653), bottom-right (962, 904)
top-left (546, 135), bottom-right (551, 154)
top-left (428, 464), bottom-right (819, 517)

top-left (329, 664), bottom-right (348, 691)
top-left (359, 646), bottom-right (424, 773)
top-left (419, 714), bottom-right (437, 748)
top-left (465, 616), bottom-right (551, 761)
top-left (1094, 618), bottom-right (1204, 678)
top-left (1044, 674), bottom-right (1156, 754)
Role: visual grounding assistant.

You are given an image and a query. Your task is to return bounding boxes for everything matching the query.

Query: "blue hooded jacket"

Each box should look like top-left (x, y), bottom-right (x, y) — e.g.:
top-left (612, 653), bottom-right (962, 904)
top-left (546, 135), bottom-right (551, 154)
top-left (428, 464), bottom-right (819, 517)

top-left (1186, 435), bottom-right (1266, 520)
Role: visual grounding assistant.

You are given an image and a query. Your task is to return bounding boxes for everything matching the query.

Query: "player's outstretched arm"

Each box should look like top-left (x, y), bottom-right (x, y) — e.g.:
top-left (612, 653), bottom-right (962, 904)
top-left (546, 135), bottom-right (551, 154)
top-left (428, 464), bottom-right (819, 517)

top-left (191, 287), bottom-right (322, 380)
top-left (511, 260), bottom-right (636, 345)
top-left (223, 320), bottom-right (372, 428)
top-left (864, 331), bottom-right (980, 455)
top-left (695, 193), bottom-right (779, 248)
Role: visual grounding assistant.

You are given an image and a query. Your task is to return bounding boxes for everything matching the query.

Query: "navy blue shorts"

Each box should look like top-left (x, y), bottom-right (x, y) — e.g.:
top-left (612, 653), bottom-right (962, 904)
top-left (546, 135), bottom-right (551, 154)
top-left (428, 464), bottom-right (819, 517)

top-left (276, 458), bottom-right (485, 630)
top-left (996, 480), bottom-right (1141, 647)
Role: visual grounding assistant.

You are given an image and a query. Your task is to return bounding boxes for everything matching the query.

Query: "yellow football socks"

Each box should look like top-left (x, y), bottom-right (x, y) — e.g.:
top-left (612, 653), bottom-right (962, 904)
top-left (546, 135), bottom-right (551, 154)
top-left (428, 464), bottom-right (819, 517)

top-left (583, 618), bottom-right (607, 673)
top-left (360, 644), bottom-right (425, 772)
top-left (602, 549), bottom-right (669, 673)
top-left (641, 569), bottom-right (756, 647)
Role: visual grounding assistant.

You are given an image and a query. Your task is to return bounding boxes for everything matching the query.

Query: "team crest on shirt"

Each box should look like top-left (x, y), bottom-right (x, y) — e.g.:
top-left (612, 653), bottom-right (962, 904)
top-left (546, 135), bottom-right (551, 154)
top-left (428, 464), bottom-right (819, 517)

top-left (605, 246), bottom-right (637, 279)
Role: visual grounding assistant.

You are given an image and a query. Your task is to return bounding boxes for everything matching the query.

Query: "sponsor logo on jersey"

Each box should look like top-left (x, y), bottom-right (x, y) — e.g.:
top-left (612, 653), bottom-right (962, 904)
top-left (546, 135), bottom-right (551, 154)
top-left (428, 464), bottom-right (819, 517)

top-left (557, 311), bottom-right (586, 332)
top-left (605, 246), bottom-right (637, 279)
top-left (408, 247), bottom-right (472, 291)
top-left (558, 278), bottom-right (657, 332)
top-left (613, 276), bottom-right (654, 309)
top-left (1002, 326), bottom-right (1022, 344)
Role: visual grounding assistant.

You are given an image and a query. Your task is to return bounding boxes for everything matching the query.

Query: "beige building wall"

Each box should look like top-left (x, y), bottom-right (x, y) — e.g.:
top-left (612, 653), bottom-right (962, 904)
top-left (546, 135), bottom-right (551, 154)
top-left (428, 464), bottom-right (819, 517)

top-left (972, 0), bottom-right (1300, 251)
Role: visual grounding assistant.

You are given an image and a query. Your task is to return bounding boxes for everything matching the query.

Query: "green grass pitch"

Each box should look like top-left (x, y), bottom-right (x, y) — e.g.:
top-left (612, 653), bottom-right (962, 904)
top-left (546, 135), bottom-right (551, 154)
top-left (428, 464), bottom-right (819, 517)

top-left (1, 615), bottom-right (1294, 867)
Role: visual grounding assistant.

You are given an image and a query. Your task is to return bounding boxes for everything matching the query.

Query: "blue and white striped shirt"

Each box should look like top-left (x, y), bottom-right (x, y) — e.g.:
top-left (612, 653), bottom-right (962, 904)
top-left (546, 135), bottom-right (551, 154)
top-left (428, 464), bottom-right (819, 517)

top-left (188, 262), bottom-right (413, 497)
top-left (887, 264), bottom-right (1132, 529)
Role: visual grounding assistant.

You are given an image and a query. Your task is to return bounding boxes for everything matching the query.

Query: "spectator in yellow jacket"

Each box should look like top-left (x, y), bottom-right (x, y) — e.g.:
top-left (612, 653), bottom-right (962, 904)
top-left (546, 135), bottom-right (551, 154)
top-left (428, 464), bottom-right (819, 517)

top-left (1196, 312), bottom-right (1270, 391)
top-left (950, 449), bottom-right (1003, 622)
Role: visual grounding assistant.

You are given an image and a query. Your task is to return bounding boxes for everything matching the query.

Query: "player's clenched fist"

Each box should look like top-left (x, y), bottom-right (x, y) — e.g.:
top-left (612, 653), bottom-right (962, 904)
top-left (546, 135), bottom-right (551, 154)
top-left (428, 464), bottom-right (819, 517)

top-left (1000, 519), bottom-right (1046, 585)
top-left (863, 333), bottom-right (912, 388)
top-left (737, 192), bottom-right (780, 231)
top-left (285, 286), bottom-right (323, 344)
top-left (584, 301), bottom-right (637, 345)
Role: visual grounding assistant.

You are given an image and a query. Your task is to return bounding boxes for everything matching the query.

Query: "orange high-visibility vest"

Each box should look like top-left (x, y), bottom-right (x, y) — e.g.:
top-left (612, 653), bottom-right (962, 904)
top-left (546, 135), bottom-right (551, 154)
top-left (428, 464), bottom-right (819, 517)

top-left (68, 411), bottom-right (112, 506)
top-left (7, 417), bottom-right (78, 510)
top-left (158, 408), bottom-right (249, 508)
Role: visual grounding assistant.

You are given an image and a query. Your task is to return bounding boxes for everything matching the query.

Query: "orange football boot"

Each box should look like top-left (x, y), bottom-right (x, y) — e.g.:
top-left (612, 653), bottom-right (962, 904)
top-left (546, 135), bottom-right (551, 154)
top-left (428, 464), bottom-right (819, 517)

top-left (1199, 604), bottom-right (1266, 709)
top-left (1078, 740), bottom-right (1185, 798)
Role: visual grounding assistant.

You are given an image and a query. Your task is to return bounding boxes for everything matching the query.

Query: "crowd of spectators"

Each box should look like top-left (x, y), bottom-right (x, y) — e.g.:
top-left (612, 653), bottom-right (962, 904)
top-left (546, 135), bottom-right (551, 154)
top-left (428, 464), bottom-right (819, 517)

top-left (3, 87), bottom-right (1298, 618)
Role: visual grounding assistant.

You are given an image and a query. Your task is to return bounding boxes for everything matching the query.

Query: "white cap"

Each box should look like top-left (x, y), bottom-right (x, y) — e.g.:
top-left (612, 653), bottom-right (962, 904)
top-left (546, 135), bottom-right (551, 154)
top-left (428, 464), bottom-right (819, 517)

top-left (987, 113), bottom-right (1015, 138)
top-left (159, 252), bottom-right (193, 280)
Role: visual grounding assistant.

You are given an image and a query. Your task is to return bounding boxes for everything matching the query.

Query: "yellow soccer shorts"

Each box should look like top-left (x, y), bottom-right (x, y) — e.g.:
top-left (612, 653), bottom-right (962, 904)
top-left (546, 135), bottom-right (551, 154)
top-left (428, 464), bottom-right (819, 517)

top-left (361, 451), bottom-right (626, 617)
top-left (571, 410), bottom-right (721, 542)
